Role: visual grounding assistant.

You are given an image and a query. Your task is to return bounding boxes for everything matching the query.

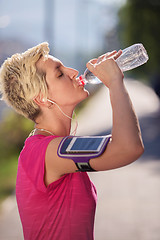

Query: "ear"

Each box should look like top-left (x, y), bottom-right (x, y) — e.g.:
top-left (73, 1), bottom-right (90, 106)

top-left (33, 95), bottom-right (47, 106)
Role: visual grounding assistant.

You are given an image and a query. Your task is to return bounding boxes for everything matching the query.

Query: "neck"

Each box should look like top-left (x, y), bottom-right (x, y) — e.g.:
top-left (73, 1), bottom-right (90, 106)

top-left (33, 128), bottom-right (55, 136)
top-left (35, 105), bottom-right (75, 136)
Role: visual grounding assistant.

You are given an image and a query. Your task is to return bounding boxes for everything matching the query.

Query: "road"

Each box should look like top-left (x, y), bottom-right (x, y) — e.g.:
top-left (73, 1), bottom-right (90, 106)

top-left (0, 79), bottom-right (160, 240)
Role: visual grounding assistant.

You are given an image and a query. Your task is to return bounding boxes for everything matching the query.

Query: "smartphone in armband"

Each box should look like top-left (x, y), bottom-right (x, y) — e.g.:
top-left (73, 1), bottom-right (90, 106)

top-left (57, 135), bottom-right (111, 172)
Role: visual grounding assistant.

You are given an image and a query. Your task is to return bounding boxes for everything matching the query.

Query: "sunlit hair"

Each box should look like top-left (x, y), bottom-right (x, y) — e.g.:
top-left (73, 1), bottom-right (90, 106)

top-left (0, 42), bottom-right (50, 121)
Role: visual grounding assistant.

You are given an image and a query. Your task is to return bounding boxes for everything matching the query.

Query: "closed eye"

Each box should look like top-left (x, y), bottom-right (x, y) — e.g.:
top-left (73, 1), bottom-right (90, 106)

top-left (58, 71), bottom-right (63, 78)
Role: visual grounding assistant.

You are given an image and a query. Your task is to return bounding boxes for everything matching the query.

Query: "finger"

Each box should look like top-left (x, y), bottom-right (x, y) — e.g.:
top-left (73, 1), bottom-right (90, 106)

top-left (97, 50), bottom-right (117, 63)
top-left (88, 58), bottom-right (98, 65)
top-left (115, 50), bottom-right (122, 58)
top-left (113, 50), bottom-right (122, 60)
top-left (104, 50), bottom-right (117, 59)
top-left (86, 58), bottom-right (97, 72)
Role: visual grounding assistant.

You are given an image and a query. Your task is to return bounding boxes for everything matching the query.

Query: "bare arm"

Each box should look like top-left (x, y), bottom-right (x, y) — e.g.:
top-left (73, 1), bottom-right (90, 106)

top-left (87, 52), bottom-right (144, 170)
top-left (45, 51), bottom-right (144, 185)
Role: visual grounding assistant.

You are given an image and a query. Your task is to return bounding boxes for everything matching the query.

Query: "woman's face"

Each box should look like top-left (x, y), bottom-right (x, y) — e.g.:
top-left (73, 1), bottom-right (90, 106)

top-left (36, 55), bottom-right (89, 107)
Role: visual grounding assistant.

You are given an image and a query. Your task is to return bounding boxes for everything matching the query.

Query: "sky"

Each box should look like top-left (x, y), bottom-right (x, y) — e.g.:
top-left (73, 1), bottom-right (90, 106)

top-left (0, 0), bottom-right (126, 70)
top-left (0, 0), bottom-right (126, 42)
top-left (95, 0), bottom-right (126, 5)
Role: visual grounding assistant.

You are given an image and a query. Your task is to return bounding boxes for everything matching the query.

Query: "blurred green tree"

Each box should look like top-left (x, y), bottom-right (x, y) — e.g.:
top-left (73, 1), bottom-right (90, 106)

top-left (0, 110), bottom-right (34, 201)
top-left (118, 0), bottom-right (160, 82)
top-left (0, 111), bottom-right (34, 159)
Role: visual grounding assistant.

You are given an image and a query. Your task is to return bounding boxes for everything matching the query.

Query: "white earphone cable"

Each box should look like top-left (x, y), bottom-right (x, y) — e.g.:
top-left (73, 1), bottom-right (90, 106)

top-left (47, 99), bottom-right (78, 136)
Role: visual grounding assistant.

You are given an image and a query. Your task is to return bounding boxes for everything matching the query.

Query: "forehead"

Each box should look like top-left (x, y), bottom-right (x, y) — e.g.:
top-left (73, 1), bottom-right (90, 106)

top-left (36, 55), bottom-right (62, 73)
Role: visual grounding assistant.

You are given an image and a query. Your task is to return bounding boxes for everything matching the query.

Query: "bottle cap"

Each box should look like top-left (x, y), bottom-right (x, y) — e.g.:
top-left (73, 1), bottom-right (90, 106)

top-left (79, 75), bottom-right (85, 86)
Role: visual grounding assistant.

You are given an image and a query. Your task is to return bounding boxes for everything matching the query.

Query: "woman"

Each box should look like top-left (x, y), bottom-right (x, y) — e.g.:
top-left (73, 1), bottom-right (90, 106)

top-left (0, 42), bottom-right (144, 240)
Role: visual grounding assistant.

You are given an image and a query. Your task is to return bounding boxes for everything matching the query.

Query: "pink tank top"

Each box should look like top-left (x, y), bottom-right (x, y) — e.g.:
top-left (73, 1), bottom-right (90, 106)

top-left (16, 135), bottom-right (97, 240)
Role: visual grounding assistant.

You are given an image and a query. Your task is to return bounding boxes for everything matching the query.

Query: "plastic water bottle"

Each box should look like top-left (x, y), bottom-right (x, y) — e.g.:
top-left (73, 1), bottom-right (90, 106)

top-left (79, 43), bottom-right (149, 85)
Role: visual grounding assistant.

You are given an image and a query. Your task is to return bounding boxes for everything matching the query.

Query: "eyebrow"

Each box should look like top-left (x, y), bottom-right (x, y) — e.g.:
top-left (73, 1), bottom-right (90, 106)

top-left (54, 63), bottom-right (61, 73)
top-left (55, 64), bottom-right (61, 71)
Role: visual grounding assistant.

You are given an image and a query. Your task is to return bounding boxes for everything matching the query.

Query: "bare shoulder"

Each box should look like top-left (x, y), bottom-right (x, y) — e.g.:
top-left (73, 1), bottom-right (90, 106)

top-left (44, 137), bottom-right (77, 186)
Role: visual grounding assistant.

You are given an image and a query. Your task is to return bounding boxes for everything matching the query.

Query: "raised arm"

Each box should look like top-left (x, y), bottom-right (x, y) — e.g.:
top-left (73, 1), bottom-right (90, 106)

top-left (45, 51), bottom-right (144, 185)
top-left (87, 51), bottom-right (144, 171)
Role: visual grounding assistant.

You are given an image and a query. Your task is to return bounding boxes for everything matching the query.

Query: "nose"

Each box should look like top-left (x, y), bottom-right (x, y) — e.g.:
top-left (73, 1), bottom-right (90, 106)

top-left (66, 67), bottom-right (79, 79)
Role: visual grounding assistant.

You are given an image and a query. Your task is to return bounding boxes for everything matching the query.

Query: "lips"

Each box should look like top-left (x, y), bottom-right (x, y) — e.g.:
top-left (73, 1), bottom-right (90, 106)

top-left (74, 76), bottom-right (85, 88)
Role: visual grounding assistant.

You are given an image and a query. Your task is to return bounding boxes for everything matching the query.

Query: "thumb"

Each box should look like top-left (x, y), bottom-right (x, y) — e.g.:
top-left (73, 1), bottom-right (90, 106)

top-left (86, 58), bottom-right (97, 73)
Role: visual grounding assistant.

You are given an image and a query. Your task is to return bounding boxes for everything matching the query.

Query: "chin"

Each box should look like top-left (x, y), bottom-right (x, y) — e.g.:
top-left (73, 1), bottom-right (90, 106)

top-left (84, 88), bottom-right (89, 96)
top-left (83, 89), bottom-right (89, 99)
top-left (76, 90), bottom-right (89, 105)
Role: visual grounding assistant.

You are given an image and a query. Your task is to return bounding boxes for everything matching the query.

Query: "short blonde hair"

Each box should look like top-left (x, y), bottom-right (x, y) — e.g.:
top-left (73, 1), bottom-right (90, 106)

top-left (0, 42), bottom-right (50, 121)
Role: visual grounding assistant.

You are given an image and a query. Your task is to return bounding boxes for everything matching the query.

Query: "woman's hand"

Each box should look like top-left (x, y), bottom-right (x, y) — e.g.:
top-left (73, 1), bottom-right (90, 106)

top-left (86, 50), bottom-right (124, 89)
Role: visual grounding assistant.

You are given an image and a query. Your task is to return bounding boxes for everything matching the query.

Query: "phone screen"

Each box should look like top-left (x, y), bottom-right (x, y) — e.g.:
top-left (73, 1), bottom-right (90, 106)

top-left (65, 136), bottom-right (106, 153)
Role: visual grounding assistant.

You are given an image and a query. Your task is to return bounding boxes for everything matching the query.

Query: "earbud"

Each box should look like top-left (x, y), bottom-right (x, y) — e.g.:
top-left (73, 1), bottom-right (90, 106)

top-left (47, 99), bottom-right (56, 104)
top-left (42, 98), bottom-right (55, 103)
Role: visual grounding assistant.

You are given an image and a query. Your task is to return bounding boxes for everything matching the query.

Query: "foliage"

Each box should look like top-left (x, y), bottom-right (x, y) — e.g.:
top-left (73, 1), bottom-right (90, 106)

top-left (0, 110), bottom-right (34, 202)
top-left (0, 155), bottom-right (18, 203)
top-left (118, 0), bottom-right (160, 79)
top-left (0, 110), bottom-right (34, 159)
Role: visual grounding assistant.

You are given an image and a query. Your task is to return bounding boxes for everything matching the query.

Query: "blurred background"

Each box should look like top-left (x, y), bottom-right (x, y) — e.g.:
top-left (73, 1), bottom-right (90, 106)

top-left (0, 0), bottom-right (160, 239)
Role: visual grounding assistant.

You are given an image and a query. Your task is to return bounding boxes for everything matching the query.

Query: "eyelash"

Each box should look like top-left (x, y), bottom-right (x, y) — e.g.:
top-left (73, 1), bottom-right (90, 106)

top-left (58, 72), bottom-right (63, 78)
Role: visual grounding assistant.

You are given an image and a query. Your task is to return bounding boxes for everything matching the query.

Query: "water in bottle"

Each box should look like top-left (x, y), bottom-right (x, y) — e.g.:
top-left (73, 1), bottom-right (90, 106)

top-left (79, 43), bottom-right (149, 85)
